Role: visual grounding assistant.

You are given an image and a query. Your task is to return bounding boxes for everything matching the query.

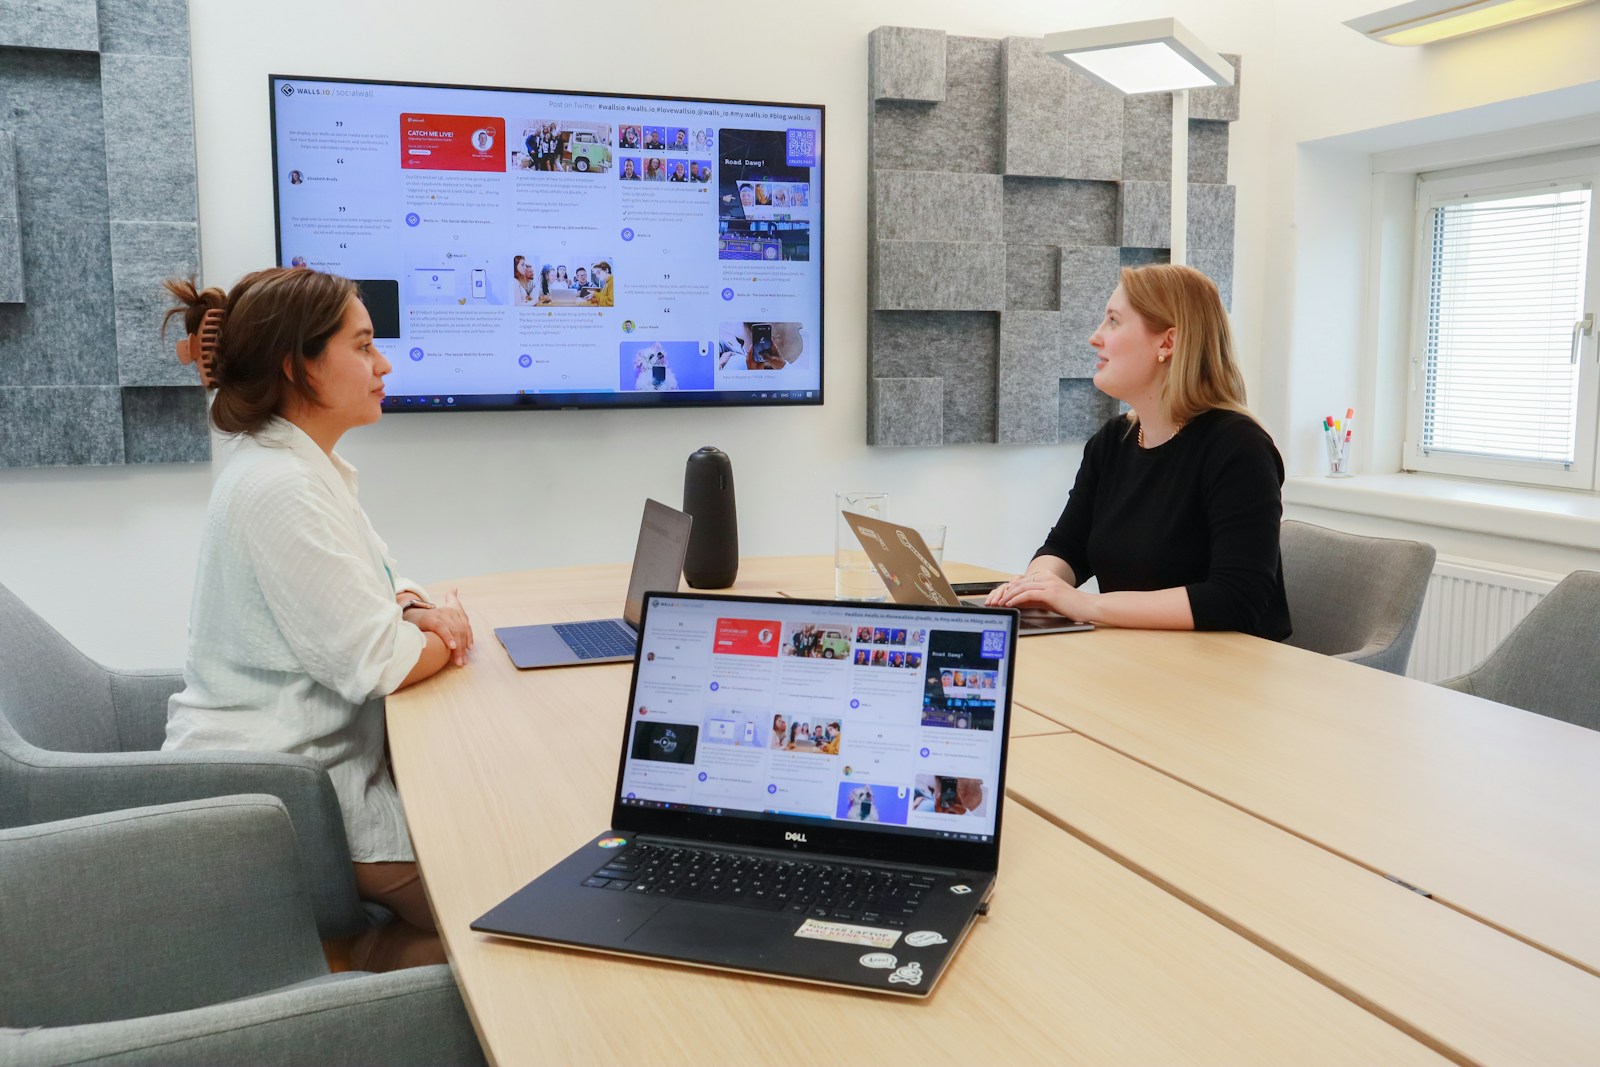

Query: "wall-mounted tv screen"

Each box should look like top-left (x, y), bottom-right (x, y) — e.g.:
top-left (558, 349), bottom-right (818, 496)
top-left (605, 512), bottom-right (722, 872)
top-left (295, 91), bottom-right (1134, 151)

top-left (269, 75), bottom-right (824, 411)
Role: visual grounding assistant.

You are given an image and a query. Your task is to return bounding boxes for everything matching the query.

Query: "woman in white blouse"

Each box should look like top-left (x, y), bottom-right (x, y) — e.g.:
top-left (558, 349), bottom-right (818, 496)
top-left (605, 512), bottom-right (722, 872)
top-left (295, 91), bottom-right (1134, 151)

top-left (162, 267), bottom-right (473, 971)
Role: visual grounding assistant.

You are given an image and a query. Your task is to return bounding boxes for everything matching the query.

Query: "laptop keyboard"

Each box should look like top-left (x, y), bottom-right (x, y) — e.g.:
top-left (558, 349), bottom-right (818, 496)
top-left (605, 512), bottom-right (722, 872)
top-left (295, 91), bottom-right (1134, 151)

top-left (584, 843), bottom-right (936, 926)
top-left (554, 620), bottom-right (636, 660)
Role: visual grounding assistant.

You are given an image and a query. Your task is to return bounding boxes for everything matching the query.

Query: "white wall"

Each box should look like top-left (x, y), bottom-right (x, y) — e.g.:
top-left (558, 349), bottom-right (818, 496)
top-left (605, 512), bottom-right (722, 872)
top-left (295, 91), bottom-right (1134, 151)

top-left (5, 0), bottom-right (1600, 667)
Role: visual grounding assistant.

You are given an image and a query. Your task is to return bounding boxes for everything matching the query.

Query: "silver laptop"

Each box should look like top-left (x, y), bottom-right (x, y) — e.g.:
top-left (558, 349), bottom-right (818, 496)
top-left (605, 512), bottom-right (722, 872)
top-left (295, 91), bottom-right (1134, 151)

top-left (494, 499), bottom-right (692, 668)
top-left (845, 512), bottom-right (1092, 636)
top-left (473, 591), bottom-right (1020, 996)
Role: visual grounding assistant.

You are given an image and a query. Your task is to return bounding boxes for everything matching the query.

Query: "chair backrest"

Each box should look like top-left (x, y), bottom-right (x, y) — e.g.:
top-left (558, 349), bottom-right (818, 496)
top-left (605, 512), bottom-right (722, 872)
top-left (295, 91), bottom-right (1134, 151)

top-left (0, 581), bottom-right (120, 752)
top-left (1441, 569), bottom-right (1600, 730)
top-left (1279, 520), bottom-right (1437, 675)
top-left (0, 795), bottom-right (326, 1028)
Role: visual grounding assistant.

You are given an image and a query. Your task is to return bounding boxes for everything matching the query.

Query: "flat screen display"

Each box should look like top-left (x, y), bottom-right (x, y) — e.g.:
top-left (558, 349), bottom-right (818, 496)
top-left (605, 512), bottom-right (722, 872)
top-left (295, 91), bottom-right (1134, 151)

top-left (620, 595), bottom-right (1013, 845)
top-left (269, 75), bottom-right (824, 411)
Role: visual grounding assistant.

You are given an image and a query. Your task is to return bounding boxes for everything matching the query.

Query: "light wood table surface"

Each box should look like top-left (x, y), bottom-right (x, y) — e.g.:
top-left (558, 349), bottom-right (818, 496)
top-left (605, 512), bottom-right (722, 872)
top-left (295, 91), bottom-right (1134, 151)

top-left (1009, 733), bottom-right (1600, 1066)
top-left (1009, 628), bottom-right (1600, 977)
top-left (388, 560), bottom-right (1442, 1067)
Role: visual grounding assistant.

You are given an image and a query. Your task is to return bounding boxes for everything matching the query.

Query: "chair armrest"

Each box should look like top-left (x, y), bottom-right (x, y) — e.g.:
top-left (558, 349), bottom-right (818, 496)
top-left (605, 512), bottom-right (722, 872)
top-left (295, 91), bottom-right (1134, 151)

top-left (106, 669), bottom-right (185, 752)
top-left (0, 743), bottom-right (366, 939)
top-left (1, 965), bottom-right (487, 1067)
top-left (1336, 641), bottom-right (1401, 673)
top-left (0, 797), bottom-right (328, 1029)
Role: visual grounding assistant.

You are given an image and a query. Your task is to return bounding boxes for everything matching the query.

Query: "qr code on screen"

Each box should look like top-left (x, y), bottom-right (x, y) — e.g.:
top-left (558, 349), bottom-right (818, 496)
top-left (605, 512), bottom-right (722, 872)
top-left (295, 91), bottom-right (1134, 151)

top-left (786, 128), bottom-right (817, 168)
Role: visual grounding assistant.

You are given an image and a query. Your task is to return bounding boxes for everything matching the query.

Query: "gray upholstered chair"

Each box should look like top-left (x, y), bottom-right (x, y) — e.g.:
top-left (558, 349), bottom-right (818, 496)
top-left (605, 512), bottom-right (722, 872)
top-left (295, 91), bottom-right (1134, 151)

top-left (1279, 520), bottom-right (1437, 675)
top-left (0, 579), bottom-right (370, 939)
top-left (1438, 569), bottom-right (1600, 730)
top-left (0, 795), bottom-right (485, 1067)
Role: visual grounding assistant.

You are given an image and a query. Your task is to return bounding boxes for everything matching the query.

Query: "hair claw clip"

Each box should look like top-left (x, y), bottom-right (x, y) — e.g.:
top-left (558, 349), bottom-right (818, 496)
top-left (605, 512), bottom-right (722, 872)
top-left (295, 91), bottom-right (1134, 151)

top-left (177, 307), bottom-right (223, 388)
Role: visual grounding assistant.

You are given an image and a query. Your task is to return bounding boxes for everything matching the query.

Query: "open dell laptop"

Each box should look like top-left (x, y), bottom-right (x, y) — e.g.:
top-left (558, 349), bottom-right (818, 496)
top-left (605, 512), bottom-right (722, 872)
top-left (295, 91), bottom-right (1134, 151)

top-left (493, 498), bottom-right (692, 668)
top-left (472, 591), bottom-right (1020, 996)
top-left (844, 511), bottom-right (1093, 635)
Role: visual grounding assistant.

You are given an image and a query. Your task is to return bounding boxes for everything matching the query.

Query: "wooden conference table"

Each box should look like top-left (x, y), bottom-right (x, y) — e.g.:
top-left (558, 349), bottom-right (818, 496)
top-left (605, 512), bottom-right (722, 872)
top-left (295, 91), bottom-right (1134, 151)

top-left (387, 557), bottom-right (1599, 1066)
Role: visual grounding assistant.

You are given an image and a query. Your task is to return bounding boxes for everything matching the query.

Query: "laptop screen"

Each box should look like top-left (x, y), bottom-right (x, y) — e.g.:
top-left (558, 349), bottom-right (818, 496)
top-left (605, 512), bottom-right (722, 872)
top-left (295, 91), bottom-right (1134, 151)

top-left (617, 593), bottom-right (1015, 848)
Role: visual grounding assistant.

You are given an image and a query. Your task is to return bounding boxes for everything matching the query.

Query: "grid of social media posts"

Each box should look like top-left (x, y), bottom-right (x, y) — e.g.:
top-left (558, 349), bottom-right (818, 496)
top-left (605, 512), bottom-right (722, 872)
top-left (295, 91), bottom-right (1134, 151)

top-left (620, 603), bottom-right (1003, 839)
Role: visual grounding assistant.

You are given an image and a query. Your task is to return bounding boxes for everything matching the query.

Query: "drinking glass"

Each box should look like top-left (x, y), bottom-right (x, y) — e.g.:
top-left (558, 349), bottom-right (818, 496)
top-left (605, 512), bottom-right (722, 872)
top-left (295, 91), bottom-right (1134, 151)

top-left (835, 492), bottom-right (889, 601)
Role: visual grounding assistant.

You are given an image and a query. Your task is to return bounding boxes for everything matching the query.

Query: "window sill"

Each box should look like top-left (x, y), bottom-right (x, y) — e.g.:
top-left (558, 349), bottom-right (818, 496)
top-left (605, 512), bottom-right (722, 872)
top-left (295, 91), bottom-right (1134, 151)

top-left (1283, 473), bottom-right (1600, 551)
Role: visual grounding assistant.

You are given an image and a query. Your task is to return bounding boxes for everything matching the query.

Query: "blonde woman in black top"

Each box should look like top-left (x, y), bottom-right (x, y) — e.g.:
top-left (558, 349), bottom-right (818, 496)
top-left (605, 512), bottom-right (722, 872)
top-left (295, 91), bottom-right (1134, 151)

top-left (989, 264), bottom-right (1291, 640)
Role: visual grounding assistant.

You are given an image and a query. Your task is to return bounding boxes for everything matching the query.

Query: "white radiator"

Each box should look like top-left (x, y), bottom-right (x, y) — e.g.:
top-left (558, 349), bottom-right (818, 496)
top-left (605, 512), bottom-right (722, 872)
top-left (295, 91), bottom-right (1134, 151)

top-left (1406, 558), bottom-right (1560, 683)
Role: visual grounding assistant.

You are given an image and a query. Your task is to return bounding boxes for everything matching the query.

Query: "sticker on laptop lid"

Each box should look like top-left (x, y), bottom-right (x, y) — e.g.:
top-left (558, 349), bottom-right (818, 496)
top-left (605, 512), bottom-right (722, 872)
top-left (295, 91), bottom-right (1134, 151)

top-left (905, 930), bottom-right (947, 948)
top-left (859, 952), bottom-right (898, 969)
top-left (887, 961), bottom-right (924, 986)
top-left (794, 919), bottom-right (900, 949)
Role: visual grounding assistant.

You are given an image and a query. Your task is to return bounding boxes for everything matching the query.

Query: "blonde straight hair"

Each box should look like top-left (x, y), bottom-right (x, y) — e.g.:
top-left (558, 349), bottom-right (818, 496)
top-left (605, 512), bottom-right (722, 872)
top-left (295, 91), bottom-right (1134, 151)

top-left (1119, 263), bottom-right (1254, 429)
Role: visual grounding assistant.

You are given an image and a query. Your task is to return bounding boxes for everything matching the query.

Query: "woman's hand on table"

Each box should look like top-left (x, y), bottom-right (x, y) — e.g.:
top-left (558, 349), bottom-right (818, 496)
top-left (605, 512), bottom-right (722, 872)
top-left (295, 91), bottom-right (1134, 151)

top-left (407, 589), bottom-right (474, 666)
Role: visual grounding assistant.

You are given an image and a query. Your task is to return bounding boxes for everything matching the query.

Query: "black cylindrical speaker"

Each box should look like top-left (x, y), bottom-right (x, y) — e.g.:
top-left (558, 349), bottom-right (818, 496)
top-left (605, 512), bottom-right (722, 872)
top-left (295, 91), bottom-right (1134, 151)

top-left (682, 446), bottom-right (738, 588)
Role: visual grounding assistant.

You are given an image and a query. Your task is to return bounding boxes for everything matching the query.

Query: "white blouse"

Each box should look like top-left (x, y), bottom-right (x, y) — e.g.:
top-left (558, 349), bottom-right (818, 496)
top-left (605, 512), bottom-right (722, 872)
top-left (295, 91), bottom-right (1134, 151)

top-left (165, 418), bottom-right (428, 862)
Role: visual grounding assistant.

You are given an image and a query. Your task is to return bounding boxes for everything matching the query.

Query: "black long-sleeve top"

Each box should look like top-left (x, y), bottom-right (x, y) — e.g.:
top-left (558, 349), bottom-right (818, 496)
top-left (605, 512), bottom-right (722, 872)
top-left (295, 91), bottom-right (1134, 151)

top-left (1034, 410), bottom-right (1292, 641)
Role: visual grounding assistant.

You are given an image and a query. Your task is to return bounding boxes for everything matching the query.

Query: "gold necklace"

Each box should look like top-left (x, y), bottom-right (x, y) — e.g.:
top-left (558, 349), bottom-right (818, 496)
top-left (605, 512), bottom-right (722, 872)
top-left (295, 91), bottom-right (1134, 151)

top-left (1138, 420), bottom-right (1185, 448)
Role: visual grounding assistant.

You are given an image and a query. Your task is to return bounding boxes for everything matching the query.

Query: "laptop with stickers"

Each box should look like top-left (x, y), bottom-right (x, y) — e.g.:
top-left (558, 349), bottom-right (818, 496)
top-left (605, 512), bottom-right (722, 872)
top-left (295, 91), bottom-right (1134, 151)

top-left (472, 591), bottom-right (1019, 997)
top-left (844, 511), bottom-right (1093, 635)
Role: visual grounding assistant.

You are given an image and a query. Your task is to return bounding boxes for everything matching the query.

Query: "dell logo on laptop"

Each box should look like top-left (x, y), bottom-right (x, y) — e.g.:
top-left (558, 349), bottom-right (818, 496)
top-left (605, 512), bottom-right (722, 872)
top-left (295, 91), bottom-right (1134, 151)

top-left (784, 832), bottom-right (807, 843)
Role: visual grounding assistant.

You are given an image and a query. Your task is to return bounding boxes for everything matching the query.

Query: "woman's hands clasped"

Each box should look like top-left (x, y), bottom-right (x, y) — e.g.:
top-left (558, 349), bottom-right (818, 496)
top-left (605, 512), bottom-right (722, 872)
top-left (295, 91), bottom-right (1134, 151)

top-left (407, 589), bottom-right (474, 667)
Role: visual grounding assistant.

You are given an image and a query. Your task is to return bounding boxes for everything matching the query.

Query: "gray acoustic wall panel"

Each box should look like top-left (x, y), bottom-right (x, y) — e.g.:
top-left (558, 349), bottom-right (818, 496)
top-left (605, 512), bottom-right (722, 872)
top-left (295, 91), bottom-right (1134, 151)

top-left (121, 386), bottom-right (210, 463)
top-left (1191, 55), bottom-right (1242, 122)
top-left (873, 241), bottom-right (1006, 312)
top-left (100, 54), bottom-right (199, 223)
top-left (1123, 95), bottom-right (1233, 186)
top-left (0, 0), bottom-right (99, 52)
top-left (998, 310), bottom-right (1067, 445)
top-left (96, 0), bottom-right (190, 55)
top-left (1001, 37), bottom-right (1068, 180)
top-left (1118, 180), bottom-right (1170, 249)
top-left (1190, 248), bottom-right (1235, 310)
top-left (112, 221), bottom-right (199, 385)
top-left (1118, 181), bottom-right (1237, 254)
top-left (869, 27), bottom-right (947, 104)
top-left (0, 387), bottom-right (124, 465)
top-left (0, 217), bottom-right (118, 387)
top-left (874, 171), bottom-right (1002, 243)
top-left (867, 27), bottom-right (1242, 447)
top-left (1005, 244), bottom-right (1059, 311)
top-left (0, 132), bottom-right (21, 303)
top-left (0, 0), bottom-right (207, 468)
top-left (1003, 176), bottom-right (1119, 247)
top-left (1000, 37), bottom-right (1123, 182)
top-left (1061, 73), bottom-right (1123, 182)
top-left (0, 49), bottom-right (110, 221)
top-left (871, 311), bottom-right (997, 445)
top-left (1060, 378), bottom-right (1122, 441)
top-left (1062, 244), bottom-right (1126, 343)
top-left (867, 376), bottom-right (943, 448)
top-left (1189, 121), bottom-right (1230, 185)
top-left (1121, 94), bottom-right (1174, 184)
top-left (1188, 183), bottom-right (1237, 251)
top-left (0, 218), bottom-right (20, 305)
top-left (870, 36), bottom-right (1003, 175)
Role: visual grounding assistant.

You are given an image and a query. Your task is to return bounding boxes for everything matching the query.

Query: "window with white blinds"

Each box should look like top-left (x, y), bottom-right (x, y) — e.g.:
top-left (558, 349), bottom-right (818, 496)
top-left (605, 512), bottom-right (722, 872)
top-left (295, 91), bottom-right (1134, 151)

top-left (1408, 159), bottom-right (1600, 490)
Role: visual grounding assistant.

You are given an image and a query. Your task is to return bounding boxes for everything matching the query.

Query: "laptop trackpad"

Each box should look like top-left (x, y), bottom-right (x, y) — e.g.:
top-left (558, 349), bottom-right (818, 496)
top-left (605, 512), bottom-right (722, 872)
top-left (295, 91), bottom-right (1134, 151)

top-left (623, 903), bottom-right (793, 965)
